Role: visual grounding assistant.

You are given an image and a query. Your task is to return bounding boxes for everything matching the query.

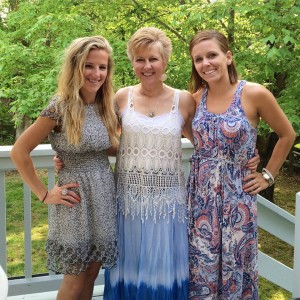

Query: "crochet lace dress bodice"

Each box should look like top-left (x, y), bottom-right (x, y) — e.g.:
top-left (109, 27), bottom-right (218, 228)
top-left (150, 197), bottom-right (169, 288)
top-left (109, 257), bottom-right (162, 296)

top-left (116, 87), bottom-right (187, 223)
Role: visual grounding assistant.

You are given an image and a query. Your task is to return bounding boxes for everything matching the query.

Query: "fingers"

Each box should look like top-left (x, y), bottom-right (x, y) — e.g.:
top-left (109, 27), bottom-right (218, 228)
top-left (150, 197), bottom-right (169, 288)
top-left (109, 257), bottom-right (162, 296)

top-left (53, 155), bottom-right (64, 171)
top-left (63, 189), bottom-right (81, 202)
top-left (58, 184), bottom-right (81, 206)
top-left (243, 172), bottom-right (269, 195)
top-left (247, 164), bottom-right (258, 171)
top-left (246, 149), bottom-right (260, 171)
top-left (60, 194), bottom-right (80, 207)
top-left (44, 183), bottom-right (81, 207)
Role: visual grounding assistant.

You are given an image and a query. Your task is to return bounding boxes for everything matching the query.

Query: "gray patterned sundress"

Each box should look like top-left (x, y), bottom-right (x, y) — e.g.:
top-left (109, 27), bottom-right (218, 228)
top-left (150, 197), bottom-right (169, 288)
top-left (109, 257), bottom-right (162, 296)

top-left (40, 98), bottom-right (118, 275)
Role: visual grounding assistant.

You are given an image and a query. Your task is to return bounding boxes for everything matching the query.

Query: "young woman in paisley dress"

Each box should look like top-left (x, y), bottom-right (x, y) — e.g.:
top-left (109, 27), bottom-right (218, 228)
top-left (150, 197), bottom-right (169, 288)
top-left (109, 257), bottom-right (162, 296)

top-left (10, 36), bottom-right (119, 300)
top-left (187, 29), bottom-right (295, 299)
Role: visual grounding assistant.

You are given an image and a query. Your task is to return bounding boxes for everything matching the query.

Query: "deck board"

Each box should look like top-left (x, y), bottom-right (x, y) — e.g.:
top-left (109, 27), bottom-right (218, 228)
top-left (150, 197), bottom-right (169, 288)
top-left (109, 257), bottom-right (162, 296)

top-left (7, 285), bottom-right (103, 300)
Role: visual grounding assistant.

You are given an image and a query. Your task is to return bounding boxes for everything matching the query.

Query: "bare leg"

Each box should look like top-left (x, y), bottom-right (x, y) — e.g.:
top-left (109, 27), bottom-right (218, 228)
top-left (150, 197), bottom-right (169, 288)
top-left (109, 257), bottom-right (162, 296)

top-left (78, 262), bottom-right (101, 300)
top-left (56, 262), bottom-right (101, 300)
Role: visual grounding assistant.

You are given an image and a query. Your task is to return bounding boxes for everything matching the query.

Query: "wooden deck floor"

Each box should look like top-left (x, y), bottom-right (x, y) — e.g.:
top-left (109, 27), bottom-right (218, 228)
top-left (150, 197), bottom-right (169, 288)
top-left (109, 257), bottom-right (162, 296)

top-left (7, 285), bottom-right (104, 300)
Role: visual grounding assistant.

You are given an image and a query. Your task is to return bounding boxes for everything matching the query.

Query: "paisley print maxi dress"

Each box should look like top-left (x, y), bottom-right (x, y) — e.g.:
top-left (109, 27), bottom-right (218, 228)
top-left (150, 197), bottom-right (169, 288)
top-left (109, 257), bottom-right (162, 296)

top-left (188, 81), bottom-right (258, 299)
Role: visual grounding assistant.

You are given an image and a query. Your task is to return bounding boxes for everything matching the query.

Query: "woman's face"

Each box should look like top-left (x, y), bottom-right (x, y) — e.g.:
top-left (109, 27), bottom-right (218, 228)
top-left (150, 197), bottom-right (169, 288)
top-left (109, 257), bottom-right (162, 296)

top-left (191, 39), bottom-right (232, 84)
top-left (132, 44), bottom-right (166, 85)
top-left (80, 49), bottom-right (109, 103)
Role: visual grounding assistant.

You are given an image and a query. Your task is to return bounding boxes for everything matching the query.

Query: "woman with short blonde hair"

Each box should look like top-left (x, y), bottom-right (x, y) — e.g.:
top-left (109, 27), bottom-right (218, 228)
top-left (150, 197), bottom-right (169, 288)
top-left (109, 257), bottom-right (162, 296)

top-left (104, 26), bottom-right (195, 300)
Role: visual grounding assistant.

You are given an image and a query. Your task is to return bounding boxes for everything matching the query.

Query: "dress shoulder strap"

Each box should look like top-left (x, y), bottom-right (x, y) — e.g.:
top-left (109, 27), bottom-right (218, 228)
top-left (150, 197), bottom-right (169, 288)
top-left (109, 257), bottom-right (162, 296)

top-left (231, 80), bottom-right (247, 107)
top-left (128, 86), bottom-right (134, 111)
top-left (226, 80), bottom-right (247, 116)
top-left (171, 89), bottom-right (180, 114)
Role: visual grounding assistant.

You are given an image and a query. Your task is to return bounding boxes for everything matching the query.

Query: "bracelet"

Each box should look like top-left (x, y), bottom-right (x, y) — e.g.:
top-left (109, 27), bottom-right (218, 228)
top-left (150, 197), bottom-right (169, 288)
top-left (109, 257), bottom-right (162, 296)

top-left (42, 191), bottom-right (48, 203)
top-left (262, 168), bottom-right (275, 187)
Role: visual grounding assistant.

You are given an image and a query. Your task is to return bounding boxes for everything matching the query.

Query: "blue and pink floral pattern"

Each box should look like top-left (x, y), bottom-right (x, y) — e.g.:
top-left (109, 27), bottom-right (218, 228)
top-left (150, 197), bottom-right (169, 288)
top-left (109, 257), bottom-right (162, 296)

top-left (188, 81), bottom-right (258, 299)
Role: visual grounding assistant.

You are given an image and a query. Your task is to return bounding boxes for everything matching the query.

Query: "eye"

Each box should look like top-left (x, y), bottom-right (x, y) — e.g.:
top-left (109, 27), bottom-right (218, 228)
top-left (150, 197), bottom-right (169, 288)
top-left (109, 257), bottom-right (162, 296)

top-left (99, 65), bottom-right (107, 70)
top-left (194, 57), bottom-right (203, 63)
top-left (150, 57), bottom-right (159, 62)
top-left (85, 63), bottom-right (93, 68)
top-left (208, 53), bottom-right (217, 59)
top-left (135, 58), bottom-right (144, 62)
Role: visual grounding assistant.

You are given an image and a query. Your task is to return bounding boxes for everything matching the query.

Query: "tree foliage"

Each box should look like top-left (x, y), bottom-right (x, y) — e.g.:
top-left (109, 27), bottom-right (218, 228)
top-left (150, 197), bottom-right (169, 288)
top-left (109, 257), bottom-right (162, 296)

top-left (0, 0), bottom-right (299, 137)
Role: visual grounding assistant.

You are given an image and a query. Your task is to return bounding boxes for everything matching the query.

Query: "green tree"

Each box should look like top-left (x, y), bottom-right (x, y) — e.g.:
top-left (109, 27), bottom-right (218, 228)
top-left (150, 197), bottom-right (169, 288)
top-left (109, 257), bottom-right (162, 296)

top-left (0, 0), bottom-right (299, 185)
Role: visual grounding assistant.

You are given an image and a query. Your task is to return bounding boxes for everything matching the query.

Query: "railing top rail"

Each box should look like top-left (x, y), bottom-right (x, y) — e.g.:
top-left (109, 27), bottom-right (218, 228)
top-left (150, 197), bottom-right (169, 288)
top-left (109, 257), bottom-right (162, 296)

top-left (257, 194), bottom-right (295, 223)
top-left (0, 144), bottom-right (55, 158)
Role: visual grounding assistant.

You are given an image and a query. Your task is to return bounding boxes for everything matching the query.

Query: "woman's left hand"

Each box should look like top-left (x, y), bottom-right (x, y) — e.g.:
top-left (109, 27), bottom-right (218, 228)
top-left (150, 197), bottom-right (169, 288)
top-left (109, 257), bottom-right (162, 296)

top-left (53, 154), bottom-right (64, 171)
top-left (246, 149), bottom-right (260, 171)
top-left (243, 171), bottom-right (270, 195)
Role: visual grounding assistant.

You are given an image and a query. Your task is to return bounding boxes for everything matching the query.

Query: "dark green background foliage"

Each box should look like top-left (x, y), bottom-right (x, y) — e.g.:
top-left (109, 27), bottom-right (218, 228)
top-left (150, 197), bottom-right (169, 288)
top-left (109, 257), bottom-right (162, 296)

top-left (0, 0), bottom-right (299, 141)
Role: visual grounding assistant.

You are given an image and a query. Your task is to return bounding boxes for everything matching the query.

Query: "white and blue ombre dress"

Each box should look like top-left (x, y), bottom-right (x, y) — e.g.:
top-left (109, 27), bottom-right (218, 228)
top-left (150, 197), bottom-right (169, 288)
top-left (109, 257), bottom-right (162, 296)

top-left (104, 87), bottom-right (189, 299)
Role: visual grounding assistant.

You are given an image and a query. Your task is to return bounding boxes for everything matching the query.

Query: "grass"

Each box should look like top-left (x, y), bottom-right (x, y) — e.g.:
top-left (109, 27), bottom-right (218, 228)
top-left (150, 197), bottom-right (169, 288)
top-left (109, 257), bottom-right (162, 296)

top-left (6, 170), bottom-right (49, 277)
top-left (258, 169), bottom-right (300, 300)
top-left (5, 169), bottom-right (300, 298)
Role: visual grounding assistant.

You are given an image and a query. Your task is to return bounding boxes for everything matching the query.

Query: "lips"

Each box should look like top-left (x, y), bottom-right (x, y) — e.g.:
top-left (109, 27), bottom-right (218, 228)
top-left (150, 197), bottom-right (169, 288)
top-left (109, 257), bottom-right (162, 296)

top-left (87, 79), bottom-right (101, 84)
top-left (142, 72), bottom-right (154, 76)
top-left (203, 69), bottom-right (216, 75)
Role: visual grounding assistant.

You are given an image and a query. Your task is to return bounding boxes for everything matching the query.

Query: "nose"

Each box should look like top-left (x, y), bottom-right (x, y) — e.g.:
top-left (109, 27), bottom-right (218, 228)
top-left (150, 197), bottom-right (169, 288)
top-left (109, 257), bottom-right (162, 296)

top-left (202, 57), bottom-right (210, 66)
top-left (94, 68), bottom-right (101, 76)
top-left (90, 67), bottom-right (102, 78)
top-left (144, 60), bottom-right (152, 69)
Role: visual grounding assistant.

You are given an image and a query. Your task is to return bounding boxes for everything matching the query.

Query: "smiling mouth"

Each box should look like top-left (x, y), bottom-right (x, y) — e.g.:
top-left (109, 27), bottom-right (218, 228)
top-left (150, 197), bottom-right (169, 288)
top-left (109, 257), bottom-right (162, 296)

top-left (203, 69), bottom-right (216, 75)
top-left (88, 79), bottom-right (101, 84)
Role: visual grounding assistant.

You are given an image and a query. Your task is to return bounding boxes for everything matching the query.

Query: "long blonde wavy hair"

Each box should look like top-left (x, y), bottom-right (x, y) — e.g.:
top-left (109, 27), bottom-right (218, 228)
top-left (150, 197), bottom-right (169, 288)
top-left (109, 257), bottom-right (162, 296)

top-left (55, 36), bottom-right (118, 147)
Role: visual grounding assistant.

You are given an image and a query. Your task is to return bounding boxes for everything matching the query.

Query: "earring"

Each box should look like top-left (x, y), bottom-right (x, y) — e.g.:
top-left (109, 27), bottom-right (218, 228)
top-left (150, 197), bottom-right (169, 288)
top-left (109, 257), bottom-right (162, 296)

top-left (161, 73), bottom-right (167, 82)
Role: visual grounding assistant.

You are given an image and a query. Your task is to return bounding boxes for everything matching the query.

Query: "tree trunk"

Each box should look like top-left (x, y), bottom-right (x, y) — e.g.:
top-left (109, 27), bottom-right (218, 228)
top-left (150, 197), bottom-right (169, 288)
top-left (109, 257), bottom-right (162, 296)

top-left (15, 115), bottom-right (32, 140)
top-left (256, 132), bottom-right (279, 203)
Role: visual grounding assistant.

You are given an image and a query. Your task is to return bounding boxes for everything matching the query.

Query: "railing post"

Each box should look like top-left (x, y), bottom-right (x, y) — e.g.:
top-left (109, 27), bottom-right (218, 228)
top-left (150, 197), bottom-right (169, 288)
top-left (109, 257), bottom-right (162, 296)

top-left (24, 183), bottom-right (32, 278)
top-left (293, 192), bottom-right (300, 298)
top-left (0, 170), bottom-right (7, 272)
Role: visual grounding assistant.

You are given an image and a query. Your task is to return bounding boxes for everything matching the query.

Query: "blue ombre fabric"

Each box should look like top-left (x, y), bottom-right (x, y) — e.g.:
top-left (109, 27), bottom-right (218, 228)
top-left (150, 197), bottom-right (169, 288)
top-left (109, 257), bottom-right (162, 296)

top-left (104, 211), bottom-right (189, 299)
top-left (104, 88), bottom-right (189, 299)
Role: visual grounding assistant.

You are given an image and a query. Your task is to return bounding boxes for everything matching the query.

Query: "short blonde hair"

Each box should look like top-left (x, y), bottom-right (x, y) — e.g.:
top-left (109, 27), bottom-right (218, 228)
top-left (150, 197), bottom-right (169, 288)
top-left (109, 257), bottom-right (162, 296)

top-left (127, 27), bottom-right (172, 63)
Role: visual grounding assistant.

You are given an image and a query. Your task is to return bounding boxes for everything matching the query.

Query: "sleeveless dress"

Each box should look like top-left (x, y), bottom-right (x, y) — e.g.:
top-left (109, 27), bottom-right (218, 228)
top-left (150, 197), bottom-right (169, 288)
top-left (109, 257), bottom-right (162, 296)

top-left (40, 99), bottom-right (118, 275)
top-left (187, 81), bottom-right (258, 299)
top-left (104, 87), bottom-right (189, 299)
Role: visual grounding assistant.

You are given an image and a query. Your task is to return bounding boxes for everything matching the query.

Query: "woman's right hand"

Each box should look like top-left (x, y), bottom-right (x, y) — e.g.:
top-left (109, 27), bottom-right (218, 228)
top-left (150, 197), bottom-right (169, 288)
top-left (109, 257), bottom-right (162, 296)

top-left (43, 183), bottom-right (81, 207)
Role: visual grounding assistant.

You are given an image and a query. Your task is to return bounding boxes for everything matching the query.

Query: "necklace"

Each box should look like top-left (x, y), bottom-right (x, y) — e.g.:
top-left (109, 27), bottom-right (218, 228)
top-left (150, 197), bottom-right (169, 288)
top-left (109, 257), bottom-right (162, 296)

top-left (148, 99), bottom-right (160, 117)
top-left (139, 84), bottom-right (164, 118)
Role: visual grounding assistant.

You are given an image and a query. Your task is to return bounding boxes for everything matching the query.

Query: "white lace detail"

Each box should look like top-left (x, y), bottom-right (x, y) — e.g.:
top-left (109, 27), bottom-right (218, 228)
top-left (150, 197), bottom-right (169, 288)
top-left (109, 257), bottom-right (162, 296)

top-left (116, 87), bottom-right (187, 223)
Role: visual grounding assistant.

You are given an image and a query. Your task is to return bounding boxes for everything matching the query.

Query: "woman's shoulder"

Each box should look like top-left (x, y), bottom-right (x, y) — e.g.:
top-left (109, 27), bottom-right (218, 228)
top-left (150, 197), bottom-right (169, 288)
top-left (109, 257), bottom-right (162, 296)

top-left (177, 89), bottom-right (194, 103)
top-left (243, 81), bottom-right (271, 96)
top-left (190, 88), bottom-right (205, 105)
top-left (116, 86), bottom-right (129, 95)
top-left (40, 96), bottom-right (61, 120)
top-left (115, 86), bottom-right (134, 113)
top-left (115, 85), bottom-right (139, 99)
top-left (115, 87), bottom-right (130, 103)
top-left (177, 89), bottom-right (196, 117)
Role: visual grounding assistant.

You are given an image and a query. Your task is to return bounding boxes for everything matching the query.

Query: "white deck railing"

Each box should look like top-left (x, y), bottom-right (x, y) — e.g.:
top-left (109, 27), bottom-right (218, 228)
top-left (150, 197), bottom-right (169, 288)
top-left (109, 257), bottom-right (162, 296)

top-left (1, 140), bottom-right (300, 297)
